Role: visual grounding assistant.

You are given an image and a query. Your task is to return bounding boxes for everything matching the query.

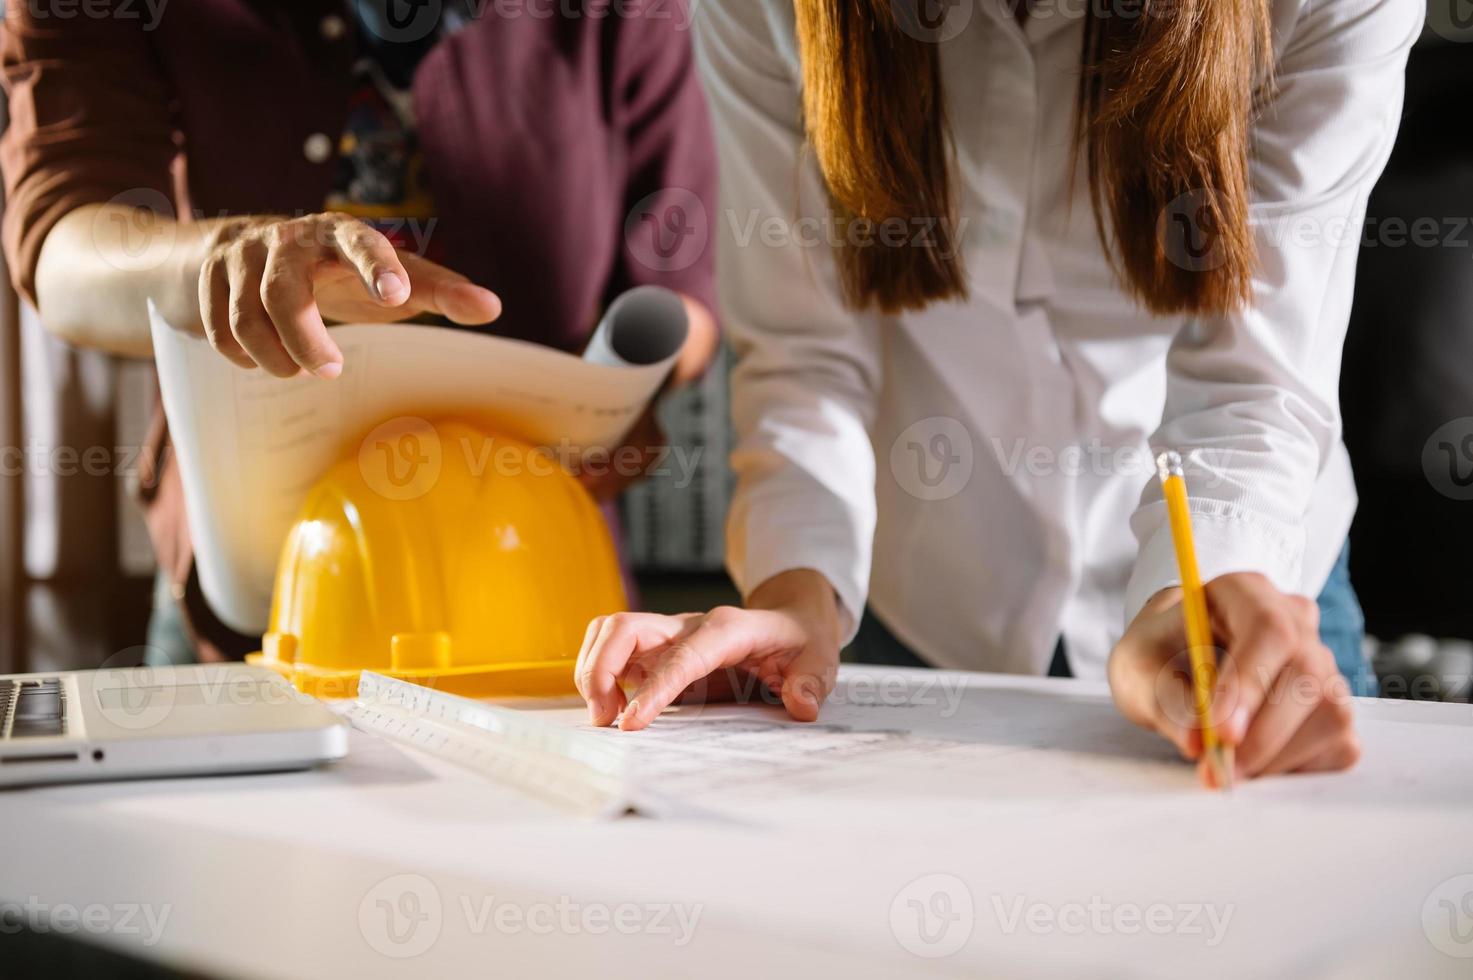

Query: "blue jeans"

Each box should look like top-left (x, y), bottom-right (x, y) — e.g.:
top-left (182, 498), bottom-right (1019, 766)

top-left (847, 543), bottom-right (1377, 697)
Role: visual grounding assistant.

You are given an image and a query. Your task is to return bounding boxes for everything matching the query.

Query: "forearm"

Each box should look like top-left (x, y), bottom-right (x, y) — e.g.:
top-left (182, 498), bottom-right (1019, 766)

top-left (32, 204), bottom-right (243, 357)
top-left (746, 568), bottom-right (844, 650)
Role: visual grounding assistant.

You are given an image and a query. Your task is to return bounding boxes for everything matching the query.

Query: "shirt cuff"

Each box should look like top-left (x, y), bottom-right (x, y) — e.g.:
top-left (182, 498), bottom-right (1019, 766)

top-left (1124, 503), bottom-right (1306, 628)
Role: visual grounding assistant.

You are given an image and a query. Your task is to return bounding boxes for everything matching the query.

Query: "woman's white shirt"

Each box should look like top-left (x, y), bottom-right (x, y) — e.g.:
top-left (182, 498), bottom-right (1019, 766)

top-left (695, 0), bottom-right (1422, 677)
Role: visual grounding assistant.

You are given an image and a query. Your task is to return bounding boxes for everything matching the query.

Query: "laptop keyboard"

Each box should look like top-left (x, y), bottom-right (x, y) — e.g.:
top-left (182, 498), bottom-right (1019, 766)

top-left (0, 678), bottom-right (67, 739)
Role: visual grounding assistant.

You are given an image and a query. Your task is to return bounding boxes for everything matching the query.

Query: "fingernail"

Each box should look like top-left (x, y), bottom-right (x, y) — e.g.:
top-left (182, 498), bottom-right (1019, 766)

top-left (314, 361), bottom-right (342, 380)
top-left (375, 272), bottom-right (407, 302)
top-left (620, 699), bottom-right (641, 729)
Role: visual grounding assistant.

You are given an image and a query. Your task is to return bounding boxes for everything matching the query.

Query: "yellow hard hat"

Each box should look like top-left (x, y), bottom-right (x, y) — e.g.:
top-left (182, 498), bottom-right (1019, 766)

top-left (248, 417), bottom-right (626, 698)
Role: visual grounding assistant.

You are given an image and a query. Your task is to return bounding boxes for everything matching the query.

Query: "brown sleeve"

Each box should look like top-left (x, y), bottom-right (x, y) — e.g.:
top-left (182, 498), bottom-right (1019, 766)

top-left (1, 3), bottom-right (177, 306)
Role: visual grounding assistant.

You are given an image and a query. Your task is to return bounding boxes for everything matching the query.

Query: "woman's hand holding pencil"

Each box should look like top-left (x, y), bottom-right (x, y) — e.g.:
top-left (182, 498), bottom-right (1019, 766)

top-left (1107, 454), bottom-right (1361, 789)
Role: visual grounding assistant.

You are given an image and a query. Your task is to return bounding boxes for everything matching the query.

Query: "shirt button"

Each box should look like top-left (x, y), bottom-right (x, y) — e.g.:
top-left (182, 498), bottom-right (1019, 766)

top-left (303, 133), bottom-right (333, 164)
top-left (320, 14), bottom-right (346, 41)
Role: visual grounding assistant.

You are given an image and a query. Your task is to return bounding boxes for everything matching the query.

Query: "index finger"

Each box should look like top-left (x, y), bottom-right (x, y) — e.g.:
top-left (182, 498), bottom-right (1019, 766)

top-left (578, 612), bottom-right (689, 727)
top-left (621, 618), bottom-right (748, 732)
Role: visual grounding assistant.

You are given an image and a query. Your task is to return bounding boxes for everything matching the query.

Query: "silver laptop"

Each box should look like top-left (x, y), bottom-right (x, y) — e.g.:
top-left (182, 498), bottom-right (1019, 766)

top-left (0, 663), bottom-right (348, 787)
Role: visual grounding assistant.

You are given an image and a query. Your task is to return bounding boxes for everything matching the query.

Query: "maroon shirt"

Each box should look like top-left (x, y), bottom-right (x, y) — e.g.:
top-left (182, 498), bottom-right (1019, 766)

top-left (1, 0), bottom-right (717, 656)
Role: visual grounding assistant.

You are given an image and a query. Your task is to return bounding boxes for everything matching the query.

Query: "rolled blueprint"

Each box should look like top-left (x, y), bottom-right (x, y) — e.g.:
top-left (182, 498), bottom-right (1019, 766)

top-left (582, 285), bottom-right (689, 371)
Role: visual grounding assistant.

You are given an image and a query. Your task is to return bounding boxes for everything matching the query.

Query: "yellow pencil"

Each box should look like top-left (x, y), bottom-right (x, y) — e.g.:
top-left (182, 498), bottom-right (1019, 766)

top-left (1155, 450), bottom-right (1234, 791)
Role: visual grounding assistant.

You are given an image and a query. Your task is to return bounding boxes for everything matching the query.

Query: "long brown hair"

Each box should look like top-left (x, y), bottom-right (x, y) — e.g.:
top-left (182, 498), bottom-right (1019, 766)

top-left (793, 0), bottom-right (1272, 316)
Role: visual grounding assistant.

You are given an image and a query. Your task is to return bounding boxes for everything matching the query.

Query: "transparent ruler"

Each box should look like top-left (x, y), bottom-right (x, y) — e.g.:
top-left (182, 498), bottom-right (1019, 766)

top-left (347, 672), bottom-right (644, 819)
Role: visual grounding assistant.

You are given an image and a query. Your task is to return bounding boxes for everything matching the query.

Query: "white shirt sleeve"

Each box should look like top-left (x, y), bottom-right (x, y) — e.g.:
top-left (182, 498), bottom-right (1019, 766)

top-left (694, 0), bottom-right (883, 640)
top-left (1124, 0), bottom-right (1423, 623)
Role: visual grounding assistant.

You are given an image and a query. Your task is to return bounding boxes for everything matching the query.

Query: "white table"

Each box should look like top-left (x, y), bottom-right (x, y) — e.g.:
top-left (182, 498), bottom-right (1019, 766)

top-left (4, 667), bottom-right (1472, 979)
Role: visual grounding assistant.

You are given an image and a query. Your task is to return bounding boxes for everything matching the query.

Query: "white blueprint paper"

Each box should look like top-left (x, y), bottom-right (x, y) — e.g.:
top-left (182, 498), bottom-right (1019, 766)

top-left (149, 288), bottom-right (686, 635)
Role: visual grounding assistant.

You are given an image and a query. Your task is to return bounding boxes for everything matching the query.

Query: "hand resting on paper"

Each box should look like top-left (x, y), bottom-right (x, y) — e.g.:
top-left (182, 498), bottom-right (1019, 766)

top-left (1108, 572), bottom-right (1361, 789)
top-left (574, 569), bottom-right (842, 729)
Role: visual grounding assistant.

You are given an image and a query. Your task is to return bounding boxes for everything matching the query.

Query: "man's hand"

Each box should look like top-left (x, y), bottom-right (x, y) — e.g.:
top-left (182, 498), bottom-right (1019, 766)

top-left (195, 212), bottom-right (502, 378)
top-left (1108, 572), bottom-right (1361, 788)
